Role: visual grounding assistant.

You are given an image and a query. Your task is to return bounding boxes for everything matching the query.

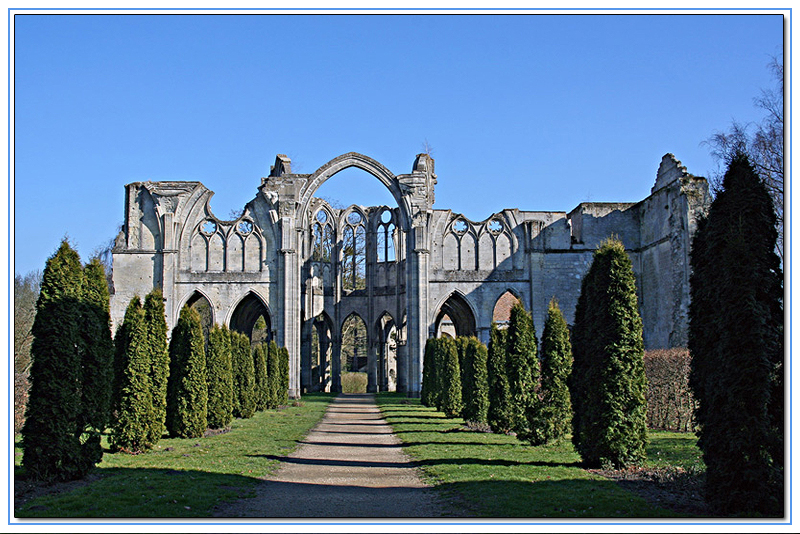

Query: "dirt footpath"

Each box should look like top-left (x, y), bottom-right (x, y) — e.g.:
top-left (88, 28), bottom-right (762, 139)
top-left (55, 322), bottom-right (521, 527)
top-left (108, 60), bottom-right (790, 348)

top-left (214, 394), bottom-right (454, 518)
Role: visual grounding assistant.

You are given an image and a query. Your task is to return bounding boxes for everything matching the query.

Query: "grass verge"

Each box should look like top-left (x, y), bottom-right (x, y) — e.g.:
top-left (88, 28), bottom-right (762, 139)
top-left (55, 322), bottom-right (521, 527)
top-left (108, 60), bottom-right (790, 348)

top-left (15, 393), bottom-right (333, 518)
top-left (377, 392), bottom-right (706, 518)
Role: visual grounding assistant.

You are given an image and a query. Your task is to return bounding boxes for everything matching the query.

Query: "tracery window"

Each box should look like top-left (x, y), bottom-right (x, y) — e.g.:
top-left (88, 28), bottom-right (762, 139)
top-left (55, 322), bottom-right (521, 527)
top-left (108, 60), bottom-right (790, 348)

top-left (342, 210), bottom-right (366, 291)
top-left (376, 209), bottom-right (396, 263)
top-left (312, 210), bottom-right (333, 262)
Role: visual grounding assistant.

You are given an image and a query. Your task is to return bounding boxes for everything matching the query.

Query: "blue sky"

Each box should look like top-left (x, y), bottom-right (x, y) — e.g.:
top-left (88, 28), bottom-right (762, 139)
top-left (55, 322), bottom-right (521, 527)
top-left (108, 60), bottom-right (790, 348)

top-left (13, 12), bottom-right (784, 275)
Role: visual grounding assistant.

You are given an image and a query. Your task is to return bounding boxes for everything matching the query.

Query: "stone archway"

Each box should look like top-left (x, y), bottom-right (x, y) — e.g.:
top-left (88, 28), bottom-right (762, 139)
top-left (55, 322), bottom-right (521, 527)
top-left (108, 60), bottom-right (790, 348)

top-left (229, 292), bottom-right (271, 342)
top-left (434, 292), bottom-right (477, 339)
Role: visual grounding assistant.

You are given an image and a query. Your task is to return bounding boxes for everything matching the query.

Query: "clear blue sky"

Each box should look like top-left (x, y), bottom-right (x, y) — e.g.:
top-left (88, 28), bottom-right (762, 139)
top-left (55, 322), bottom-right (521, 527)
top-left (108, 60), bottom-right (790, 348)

top-left (13, 12), bottom-right (784, 275)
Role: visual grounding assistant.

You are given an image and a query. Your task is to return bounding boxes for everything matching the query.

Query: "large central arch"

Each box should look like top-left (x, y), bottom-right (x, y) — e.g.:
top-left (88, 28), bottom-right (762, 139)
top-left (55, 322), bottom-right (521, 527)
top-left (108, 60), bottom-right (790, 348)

top-left (297, 153), bottom-right (413, 233)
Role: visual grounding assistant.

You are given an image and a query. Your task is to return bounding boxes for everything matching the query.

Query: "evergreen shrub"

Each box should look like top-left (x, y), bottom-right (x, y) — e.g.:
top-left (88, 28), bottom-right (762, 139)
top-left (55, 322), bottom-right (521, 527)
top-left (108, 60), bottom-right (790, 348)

top-left (206, 325), bottom-right (233, 429)
top-left (570, 237), bottom-right (647, 468)
top-left (166, 305), bottom-right (208, 438)
top-left (487, 324), bottom-right (512, 433)
top-left (461, 336), bottom-right (489, 424)
top-left (688, 153), bottom-right (783, 515)
top-left (143, 289), bottom-right (169, 444)
top-left (231, 331), bottom-right (255, 419)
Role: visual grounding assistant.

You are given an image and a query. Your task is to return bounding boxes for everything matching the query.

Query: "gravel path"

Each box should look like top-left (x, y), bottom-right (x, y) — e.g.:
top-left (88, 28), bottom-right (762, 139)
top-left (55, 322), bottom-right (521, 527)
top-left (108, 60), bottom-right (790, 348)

top-left (214, 394), bottom-right (454, 518)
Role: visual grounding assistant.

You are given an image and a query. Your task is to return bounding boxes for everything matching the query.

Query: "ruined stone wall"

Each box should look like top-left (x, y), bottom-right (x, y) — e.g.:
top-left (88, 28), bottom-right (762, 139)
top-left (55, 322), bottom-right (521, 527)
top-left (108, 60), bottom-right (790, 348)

top-left (110, 151), bottom-right (709, 396)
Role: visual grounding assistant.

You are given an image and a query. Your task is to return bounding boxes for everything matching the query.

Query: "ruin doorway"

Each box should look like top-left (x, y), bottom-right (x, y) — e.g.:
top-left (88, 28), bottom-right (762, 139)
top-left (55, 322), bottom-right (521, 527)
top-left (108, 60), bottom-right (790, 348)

top-left (434, 292), bottom-right (477, 338)
top-left (229, 292), bottom-right (272, 342)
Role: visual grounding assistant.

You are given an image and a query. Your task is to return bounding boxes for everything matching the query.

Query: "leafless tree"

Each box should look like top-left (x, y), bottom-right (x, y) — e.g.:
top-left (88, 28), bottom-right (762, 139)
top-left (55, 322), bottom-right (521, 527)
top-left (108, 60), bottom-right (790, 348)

top-left (14, 270), bottom-right (41, 432)
top-left (705, 55), bottom-right (784, 258)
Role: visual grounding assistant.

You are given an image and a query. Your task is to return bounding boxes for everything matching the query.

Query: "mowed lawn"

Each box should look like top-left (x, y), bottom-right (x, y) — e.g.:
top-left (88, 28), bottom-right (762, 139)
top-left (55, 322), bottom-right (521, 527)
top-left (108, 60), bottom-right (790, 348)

top-left (14, 393), bottom-right (333, 518)
top-left (376, 392), bottom-right (705, 518)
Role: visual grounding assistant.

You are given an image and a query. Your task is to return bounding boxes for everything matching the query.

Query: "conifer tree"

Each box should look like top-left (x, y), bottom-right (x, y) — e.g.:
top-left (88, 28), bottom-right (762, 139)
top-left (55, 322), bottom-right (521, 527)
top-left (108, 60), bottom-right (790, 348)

top-left (253, 342), bottom-right (269, 411)
top-left (206, 325), bottom-right (234, 429)
top-left (22, 241), bottom-right (88, 480)
top-left (570, 238), bottom-right (647, 468)
top-left (506, 302), bottom-right (538, 438)
top-left (461, 336), bottom-right (489, 424)
top-left (167, 305), bottom-right (208, 438)
top-left (456, 335), bottom-right (470, 400)
top-left (78, 258), bottom-right (114, 461)
top-left (688, 153), bottom-right (783, 515)
top-left (231, 331), bottom-right (256, 419)
top-left (487, 324), bottom-right (512, 433)
top-left (143, 289), bottom-right (169, 444)
top-left (279, 346), bottom-right (290, 406)
top-left (266, 341), bottom-right (281, 408)
top-left (421, 338), bottom-right (438, 408)
top-left (439, 337), bottom-right (463, 418)
top-left (110, 297), bottom-right (155, 452)
top-left (527, 298), bottom-right (572, 445)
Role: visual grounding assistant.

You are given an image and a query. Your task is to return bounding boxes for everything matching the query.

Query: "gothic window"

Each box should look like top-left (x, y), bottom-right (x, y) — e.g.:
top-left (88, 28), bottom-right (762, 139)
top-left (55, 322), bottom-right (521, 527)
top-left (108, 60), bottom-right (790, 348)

top-left (342, 210), bottom-right (366, 291)
top-left (376, 209), bottom-right (396, 263)
top-left (312, 210), bottom-right (333, 262)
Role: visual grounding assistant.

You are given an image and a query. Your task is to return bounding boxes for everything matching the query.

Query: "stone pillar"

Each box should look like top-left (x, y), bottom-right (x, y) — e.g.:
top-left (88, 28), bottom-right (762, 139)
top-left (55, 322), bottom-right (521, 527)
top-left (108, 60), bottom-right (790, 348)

top-left (367, 338), bottom-right (378, 393)
top-left (279, 214), bottom-right (301, 399)
top-left (331, 333), bottom-right (342, 393)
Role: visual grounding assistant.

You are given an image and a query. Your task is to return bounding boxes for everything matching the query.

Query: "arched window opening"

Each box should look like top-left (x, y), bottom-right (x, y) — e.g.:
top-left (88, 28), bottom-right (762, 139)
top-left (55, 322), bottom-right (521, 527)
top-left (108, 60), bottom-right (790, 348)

top-left (341, 314), bottom-right (368, 373)
top-left (377, 209), bottom-right (396, 263)
top-left (342, 212), bottom-right (366, 291)
top-left (493, 290), bottom-right (522, 329)
top-left (230, 292), bottom-right (271, 342)
top-left (312, 210), bottom-right (334, 262)
top-left (434, 293), bottom-right (477, 338)
top-left (376, 312), bottom-right (398, 392)
top-left (186, 291), bottom-right (213, 343)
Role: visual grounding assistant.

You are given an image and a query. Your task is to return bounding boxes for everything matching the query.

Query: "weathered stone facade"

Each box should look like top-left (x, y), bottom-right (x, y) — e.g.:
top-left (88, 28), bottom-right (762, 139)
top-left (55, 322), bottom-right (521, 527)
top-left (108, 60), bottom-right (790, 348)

top-left (111, 152), bottom-right (710, 398)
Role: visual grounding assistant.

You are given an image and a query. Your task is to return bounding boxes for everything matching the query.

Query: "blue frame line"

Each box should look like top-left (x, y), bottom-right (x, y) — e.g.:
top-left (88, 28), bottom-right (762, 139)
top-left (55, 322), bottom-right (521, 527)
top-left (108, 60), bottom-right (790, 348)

top-left (6, 6), bottom-right (792, 529)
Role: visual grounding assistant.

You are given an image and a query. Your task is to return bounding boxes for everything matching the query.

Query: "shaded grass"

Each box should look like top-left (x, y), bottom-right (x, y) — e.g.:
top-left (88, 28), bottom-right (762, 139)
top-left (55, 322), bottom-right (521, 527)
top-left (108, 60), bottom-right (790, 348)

top-left (15, 394), bottom-right (333, 518)
top-left (377, 392), bottom-right (702, 518)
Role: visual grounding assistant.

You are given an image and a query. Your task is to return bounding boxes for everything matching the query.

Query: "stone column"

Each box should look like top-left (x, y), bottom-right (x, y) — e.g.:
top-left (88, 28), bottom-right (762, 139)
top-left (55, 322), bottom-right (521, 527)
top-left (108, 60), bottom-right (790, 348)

top-left (279, 213), bottom-right (301, 399)
top-left (331, 333), bottom-right (342, 393)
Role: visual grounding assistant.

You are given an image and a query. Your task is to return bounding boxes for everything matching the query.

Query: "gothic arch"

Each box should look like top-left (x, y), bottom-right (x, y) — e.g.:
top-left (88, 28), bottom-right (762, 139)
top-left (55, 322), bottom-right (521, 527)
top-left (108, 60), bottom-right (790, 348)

top-left (492, 289), bottom-right (523, 325)
top-left (297, 153), bottom-right (412, 232)
top-left (228, 291), bottom-right (272, 341)
top-left (433, 291), bottom-right (477, 338)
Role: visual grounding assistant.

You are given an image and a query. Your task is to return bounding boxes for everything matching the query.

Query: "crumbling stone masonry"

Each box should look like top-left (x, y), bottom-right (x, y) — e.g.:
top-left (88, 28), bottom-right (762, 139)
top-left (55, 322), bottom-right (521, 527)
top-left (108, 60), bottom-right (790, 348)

top-left (111, 152), bottom-right (710, 398)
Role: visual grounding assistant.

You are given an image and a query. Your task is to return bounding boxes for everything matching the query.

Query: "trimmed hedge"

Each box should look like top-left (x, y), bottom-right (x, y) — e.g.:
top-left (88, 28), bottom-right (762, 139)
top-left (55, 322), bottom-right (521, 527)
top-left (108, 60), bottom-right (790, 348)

top-left (570, 238), bottom-right (647, 468)
top-left (206, 325), bottom-right (234, 429)
top-left (460, 336), bottom-right (489, 424)
top-left (506, 302), bottom-right (538, 438)
top-left (143, 289), bottom-right (169, 444)
top-left (487, 323), bottom-right (512, 434)
top-left (438, 337), bottom-right (462, 418)
top-left (231, 331), bottom-right (255, 419)
top-left (688, 153), bottom-right (783, 515)
top-left (166, 306), bottom-right (208, 438)
top-left (111, 296), bottom-right (155, 453)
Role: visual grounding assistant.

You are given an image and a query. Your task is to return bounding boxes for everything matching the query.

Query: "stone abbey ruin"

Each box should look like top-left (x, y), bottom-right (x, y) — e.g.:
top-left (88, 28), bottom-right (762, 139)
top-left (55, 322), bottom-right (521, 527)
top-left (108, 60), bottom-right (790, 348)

top-left (110, 152), bottom-right (710, 398)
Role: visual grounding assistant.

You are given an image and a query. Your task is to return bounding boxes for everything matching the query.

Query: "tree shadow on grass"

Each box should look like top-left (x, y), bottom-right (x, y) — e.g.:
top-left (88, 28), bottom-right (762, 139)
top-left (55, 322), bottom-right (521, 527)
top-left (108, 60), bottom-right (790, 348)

top-left (432, 478), bottom-right (689, 518)
top-left (15, 467), bottom-right (257, 518)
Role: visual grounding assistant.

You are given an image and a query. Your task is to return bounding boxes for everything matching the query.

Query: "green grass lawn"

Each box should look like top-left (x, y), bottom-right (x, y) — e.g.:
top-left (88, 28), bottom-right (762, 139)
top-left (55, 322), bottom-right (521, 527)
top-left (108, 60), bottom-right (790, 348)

top-left (376, 392), bottom-right (705, 518)
top-left (14, 393), bottom-right (333, 518)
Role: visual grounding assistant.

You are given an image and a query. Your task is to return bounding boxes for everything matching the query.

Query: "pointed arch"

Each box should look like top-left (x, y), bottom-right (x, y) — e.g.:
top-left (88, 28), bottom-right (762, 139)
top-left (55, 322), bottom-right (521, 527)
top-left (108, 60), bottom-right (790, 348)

top-left (341, 312), bottom-right (368, 373)
top-left (297, 153), bottom-right (411, 232)
top-left (433, 291), bottom-right (477, 338)
top-left (493, 289), bottom-right (523, 326)
top-left (229, 291), bottom-right (272, 341)
top-left (183, 290), bottom-right (214, 342)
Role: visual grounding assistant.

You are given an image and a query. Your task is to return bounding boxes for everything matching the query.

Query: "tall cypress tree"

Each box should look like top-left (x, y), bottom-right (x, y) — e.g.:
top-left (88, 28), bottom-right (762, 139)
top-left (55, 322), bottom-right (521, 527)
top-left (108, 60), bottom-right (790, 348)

top-left (78, 258), bottom-right (114, 462)
top-left (253, 342), bottom-right (269, 411)
top-left (21, 241), bottom-right (87, 480)
top-left (506, 302), bottom-right (538, 438)
top-left (143, 289), bottom-right (169, 444)
top-left (570, 238), bottom-right (647, 468)
top-left (266, 341), bottom-right (281, 408)
top-left (487, 324), bottom-right (512, 433)
top-left (461, 337), bottom-right (489, 424)
top-left (527, 298), bottom-right (572, 445)
top-left (439, 337), bottom-right (462, 418)
top-left (110, 297), bottom-right (154, 452)
top-left (688, 153), bottom-right (783, 515)
top-left (207, 325), bottom-right (234, 429)
top-left (167, 305), bottom-right (208, 438)
top-left (421, 338), bottom-right (438, 408)
top-left (231, 331), bottom-right (256, 419)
